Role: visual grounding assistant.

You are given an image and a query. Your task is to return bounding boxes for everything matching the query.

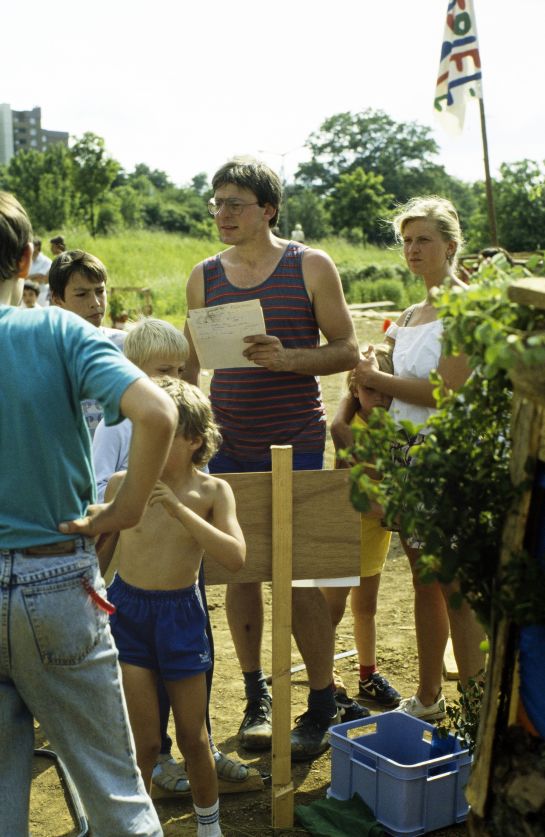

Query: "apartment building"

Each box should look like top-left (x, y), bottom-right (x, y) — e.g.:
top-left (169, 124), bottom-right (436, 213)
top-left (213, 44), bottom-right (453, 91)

top-left (0, 104), bottom-right (69, 165)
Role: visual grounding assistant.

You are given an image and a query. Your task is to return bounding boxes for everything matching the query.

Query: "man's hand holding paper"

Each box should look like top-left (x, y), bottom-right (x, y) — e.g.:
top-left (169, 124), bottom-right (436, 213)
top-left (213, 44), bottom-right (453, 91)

top-left (186, 299), bottom-right (267, 369)
top-left (243, 334), bottom-right (291, 372)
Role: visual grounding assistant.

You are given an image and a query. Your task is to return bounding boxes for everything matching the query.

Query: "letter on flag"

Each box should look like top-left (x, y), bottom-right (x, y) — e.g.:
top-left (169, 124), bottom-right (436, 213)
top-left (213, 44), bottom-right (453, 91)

top-left (434, 0), bottom-right (482, 134)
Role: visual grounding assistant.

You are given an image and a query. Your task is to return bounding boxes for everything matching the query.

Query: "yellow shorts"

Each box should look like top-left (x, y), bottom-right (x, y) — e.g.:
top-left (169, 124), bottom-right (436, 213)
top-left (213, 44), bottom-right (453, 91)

top-left (360, 513), bottom-right (391, 577)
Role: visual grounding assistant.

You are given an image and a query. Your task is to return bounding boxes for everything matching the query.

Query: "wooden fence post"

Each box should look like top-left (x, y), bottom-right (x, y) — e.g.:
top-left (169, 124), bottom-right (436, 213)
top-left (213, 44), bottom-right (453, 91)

top-left (271, 446), bottom-right (294, 828)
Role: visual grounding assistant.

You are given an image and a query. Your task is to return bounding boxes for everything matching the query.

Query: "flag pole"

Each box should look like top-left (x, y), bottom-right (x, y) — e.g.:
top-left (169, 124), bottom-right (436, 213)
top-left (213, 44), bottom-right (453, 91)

top-left (478, 96), bottom-right (498, 246)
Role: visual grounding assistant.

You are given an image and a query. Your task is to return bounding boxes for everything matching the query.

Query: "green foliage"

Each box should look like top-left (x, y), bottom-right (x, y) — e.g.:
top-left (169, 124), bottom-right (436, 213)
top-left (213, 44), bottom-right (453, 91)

top-left (296, 109), bottom-right (440, 197)
top-left (5, 144), bottom-right (75, 231)
top-left (437, 674), bottom-right (486, 753)
top-left (338, 261), bottom-right (421, 307)
top-left (71, 133), bottom-right (120, 237)
top-left (327, 167), bottom-right (393, 243)
top-left (295, 108), bottom-right (474, 244)
top-left (285, 187), bottom-right (331, 240)
top-left (345, 260), bottom-right (545, 631)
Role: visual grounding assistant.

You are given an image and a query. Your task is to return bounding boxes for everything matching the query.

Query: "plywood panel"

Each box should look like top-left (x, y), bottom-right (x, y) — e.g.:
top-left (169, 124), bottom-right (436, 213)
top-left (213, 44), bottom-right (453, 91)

top-left (203, 469), bottom-right (360, 584)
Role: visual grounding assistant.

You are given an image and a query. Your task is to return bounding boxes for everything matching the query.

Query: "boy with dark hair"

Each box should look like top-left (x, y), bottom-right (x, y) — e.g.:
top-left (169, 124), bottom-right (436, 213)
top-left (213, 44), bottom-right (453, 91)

top-left (0, 190), bottom-right (177, 836)
top-left (22, 279), bottom-right (40, 307)
top-left (50, 249), bottom-right (126, 436)
top-left (99, 378), bottom-right (246, 837)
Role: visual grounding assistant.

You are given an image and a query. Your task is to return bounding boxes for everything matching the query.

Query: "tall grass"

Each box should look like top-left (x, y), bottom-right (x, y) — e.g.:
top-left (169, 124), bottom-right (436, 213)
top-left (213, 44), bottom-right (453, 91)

top-left (50, 228), bottom-right (405, 327)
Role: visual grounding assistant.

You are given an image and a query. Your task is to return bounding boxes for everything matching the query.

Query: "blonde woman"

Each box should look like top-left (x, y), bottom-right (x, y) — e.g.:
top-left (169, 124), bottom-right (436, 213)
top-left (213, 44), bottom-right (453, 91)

top-left (354, 196), bottom-right (485, 720)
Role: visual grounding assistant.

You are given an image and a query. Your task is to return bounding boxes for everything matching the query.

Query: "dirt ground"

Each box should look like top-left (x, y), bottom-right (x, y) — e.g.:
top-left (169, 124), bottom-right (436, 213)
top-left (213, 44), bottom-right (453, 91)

top-left (29, 314), bottom-right (470, 836)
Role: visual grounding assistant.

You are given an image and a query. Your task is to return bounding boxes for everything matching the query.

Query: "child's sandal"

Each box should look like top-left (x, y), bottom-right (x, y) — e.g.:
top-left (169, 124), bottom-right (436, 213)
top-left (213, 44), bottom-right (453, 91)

top-left (215, 752), bottom-right (249, 782)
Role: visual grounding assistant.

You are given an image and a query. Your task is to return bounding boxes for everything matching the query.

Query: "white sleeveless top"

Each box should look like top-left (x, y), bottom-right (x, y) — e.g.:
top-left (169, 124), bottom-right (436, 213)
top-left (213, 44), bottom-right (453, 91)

top-left (385, 318), bottom-right (443, 431)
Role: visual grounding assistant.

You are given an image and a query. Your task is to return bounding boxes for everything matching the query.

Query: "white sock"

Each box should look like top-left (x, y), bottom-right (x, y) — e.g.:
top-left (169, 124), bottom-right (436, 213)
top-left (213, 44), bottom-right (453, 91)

top-left (194, 799), bottom-right (221, 837)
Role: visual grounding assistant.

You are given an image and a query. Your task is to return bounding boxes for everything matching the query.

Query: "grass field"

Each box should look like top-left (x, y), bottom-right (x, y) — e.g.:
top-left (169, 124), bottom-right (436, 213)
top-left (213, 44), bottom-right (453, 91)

top-left (50, 228), bottom-right (404, 328)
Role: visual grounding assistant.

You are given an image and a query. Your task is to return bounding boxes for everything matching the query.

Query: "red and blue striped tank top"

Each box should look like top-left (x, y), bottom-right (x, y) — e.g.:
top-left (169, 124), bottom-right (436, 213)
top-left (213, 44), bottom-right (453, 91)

top-left (204, 242), bottom-right (326, 461)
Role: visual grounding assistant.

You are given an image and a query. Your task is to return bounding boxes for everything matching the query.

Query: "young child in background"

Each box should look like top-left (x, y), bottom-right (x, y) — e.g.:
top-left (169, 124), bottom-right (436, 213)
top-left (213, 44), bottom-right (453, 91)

top-left (93, 318), bottom-right (249, 794)
top-left (325, 344), bottom-right (401, 709)
top-left (21, 279), bottom-right (40, 307)
top-left (98, 379), bottom-right (246, 837)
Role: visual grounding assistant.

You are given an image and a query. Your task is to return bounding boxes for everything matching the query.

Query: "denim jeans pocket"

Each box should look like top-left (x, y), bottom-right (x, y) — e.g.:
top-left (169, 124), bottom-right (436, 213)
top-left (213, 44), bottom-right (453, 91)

top-left (22, 572), bottom-right (109, 666)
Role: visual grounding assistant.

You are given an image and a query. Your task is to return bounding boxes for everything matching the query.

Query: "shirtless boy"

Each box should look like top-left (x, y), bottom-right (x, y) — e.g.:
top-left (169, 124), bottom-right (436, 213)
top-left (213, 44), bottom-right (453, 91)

top-left (99, 379), bottom-right (246, 837)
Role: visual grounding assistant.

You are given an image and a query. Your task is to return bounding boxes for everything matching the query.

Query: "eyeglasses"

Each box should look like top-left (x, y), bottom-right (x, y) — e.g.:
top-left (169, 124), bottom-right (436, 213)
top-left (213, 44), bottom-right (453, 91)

top-left (207, 198), bottom-right (259, 217)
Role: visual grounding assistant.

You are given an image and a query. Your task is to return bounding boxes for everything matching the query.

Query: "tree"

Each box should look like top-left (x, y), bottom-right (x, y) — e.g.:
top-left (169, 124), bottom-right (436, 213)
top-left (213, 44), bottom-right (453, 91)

top-left (296, 109), bottom-right (441, 202)
top-left (326, 167), bottom-right (392, 243)
top-left (71, 133), bottom-right (120, 236)
top-left (191, 172), bottom-right (210, 196)
top-left (5, 144), bottom-right (75, 231)
top-left (491, 159), bottom-right (545, 252)
top-left (284, 187), bottom-right (330, 240)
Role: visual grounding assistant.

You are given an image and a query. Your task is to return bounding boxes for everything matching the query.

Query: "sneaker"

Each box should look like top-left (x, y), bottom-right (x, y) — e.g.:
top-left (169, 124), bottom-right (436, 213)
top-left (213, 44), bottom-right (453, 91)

top-left (395, 693), bottom-right (447, 722)
top-left (290, 709), bottom-right (339, 761)
top-left (359, 673), bottom-right (401, 708)
top-left (151, 754), bottom-right (190, 794)
top-left (238, 696), bottom-right (272, 751)
top-left (334, 689), bottom-right (371, 721)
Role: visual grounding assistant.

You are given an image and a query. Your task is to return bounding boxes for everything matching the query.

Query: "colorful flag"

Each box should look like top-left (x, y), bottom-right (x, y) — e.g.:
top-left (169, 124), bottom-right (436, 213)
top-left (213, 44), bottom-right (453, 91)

top-left (434, 0), bottom-right (482, 134)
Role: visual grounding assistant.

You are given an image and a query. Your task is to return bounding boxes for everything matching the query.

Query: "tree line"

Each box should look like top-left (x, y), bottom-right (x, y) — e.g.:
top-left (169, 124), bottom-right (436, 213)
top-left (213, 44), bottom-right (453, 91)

top-left (1, 109), bottom-right (543, 253)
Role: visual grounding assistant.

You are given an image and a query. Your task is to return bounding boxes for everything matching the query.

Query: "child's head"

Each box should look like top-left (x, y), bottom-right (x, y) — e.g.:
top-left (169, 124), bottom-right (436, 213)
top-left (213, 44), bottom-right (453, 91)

top-left (49, 250), bottom-right (108, 327)
top-left (348, 343), bottom-right (393, 420)
top-left (123, 318), bottom-right (189, 377)
top-left (22, 280), bottom-right (40, 307)
top-left (50, 235), bottom-right (66, 255)
top-left (154, 378), bottom-right (222, 466)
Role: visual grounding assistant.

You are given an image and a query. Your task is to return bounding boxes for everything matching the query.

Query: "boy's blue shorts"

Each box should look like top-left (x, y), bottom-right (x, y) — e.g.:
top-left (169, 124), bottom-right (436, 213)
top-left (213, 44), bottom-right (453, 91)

top-left (108, 574), bottom-right (212, 681)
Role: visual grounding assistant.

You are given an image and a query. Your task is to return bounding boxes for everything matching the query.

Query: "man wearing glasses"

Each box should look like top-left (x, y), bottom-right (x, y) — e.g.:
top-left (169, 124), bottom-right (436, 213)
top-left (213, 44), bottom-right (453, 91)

top-left (184, 157), bottom-right (359, 761)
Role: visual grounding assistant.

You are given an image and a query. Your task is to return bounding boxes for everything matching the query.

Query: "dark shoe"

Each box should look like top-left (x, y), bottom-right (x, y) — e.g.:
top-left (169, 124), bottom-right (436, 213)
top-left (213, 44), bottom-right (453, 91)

top-left (359, 672), bottom-right (401, 708)
top-left (334, 689), bottom-right (371, 721)
top-left (290, 709), bottom-right (339, 761)
top-left (238, 696), bottom-right (272, 751)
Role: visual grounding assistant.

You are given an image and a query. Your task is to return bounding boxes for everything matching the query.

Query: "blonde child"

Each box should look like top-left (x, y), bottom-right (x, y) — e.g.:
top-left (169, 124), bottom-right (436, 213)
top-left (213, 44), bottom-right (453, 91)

top-left (92, 319), bottom-right (249, 794)
top-left (98, 379), bottom-right (246, 837)
top-left (325, 345), bottom-right (401, 709)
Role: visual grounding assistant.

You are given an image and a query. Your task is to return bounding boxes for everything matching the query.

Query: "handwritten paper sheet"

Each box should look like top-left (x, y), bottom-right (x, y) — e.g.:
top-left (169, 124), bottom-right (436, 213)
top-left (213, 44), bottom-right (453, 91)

top-left (187, 299), bottom-right (266, 369)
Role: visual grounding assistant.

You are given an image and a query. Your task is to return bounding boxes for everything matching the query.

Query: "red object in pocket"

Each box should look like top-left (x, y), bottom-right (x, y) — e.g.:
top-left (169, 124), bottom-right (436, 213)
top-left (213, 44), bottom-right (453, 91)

top-left (82, 577), bottom-right (116, 615)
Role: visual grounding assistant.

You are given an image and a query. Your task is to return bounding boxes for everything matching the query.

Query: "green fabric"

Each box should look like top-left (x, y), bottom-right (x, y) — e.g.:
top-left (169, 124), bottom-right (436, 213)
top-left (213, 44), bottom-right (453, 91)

top-left (295, 793), bottom-right (384, 836)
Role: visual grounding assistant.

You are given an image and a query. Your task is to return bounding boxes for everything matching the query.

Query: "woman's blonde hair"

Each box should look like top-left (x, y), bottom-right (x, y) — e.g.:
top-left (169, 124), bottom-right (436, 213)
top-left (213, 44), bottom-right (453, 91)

top-left (153, 377), bottom-right (222, 466)
top-left (391, 195), bottom-right (464, 271)
top-left (123, 318), bottom-right (189, 369)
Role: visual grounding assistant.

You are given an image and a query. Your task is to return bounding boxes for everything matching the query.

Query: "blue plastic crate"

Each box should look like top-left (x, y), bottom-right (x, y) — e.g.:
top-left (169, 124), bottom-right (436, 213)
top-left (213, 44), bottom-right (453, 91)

top-left (328, 711), bottom-right (472, 837)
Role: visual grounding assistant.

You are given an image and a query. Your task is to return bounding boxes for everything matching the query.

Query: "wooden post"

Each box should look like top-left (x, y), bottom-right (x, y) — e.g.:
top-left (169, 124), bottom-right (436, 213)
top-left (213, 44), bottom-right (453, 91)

top-left (271, 446), bottom-right (294, 828)
top-left (479, 97), bottom-right (499, 247)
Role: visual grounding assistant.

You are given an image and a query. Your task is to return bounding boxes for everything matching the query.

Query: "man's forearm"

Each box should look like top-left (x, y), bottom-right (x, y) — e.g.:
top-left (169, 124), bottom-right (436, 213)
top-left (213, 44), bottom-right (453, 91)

top-left (285, 337), bottom-right (359, 376)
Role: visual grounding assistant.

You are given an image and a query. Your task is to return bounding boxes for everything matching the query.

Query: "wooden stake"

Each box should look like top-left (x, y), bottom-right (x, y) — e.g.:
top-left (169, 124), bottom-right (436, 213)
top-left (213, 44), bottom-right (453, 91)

top-left (479, 97), bottom-right (498, 246)
top-left (271, 446), bottom-right (294, 829)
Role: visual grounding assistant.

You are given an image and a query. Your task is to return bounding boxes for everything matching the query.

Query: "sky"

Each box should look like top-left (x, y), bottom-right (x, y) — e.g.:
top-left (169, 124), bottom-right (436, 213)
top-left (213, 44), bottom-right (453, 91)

top-left (3, 0), bottom-right (544, 189)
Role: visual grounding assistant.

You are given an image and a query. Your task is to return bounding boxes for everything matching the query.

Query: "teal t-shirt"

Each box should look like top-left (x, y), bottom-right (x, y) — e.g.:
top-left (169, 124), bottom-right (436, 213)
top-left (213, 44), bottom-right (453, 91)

top-left (0, 305), bottom-right (145, 548)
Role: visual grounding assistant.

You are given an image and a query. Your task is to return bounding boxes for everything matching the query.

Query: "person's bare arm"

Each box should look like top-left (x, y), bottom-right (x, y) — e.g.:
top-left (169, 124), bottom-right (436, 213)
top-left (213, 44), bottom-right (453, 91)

top-left (94, 473), bottom-right (123, 574)
top-left (330, 392), bottom-right (359, 464)
top-left (182, 264), bottom-right (205, 386)
top-left (148, 479), bottom-right (246, 573)
top-left (243, 249), bottom-right (359, 375)
top-left (59, 377), bottom-right (177, 537)
top-left (355, 347), bottom-right (470, 406)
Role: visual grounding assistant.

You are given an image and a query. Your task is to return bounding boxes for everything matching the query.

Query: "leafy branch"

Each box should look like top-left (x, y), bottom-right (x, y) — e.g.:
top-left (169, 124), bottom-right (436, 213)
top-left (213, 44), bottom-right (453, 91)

top-left (345, 260), bottom-right (545, 632)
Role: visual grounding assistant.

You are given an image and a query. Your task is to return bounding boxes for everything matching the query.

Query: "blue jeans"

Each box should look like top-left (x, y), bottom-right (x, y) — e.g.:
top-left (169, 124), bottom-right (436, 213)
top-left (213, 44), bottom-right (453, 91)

top-left (0, 538), bottom-right (162, 837)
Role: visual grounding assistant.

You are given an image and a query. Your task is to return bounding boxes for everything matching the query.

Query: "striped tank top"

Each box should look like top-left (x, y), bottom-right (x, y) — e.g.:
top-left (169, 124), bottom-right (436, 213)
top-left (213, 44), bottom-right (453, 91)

top-left (204, 242), bottom-right (326, 461)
